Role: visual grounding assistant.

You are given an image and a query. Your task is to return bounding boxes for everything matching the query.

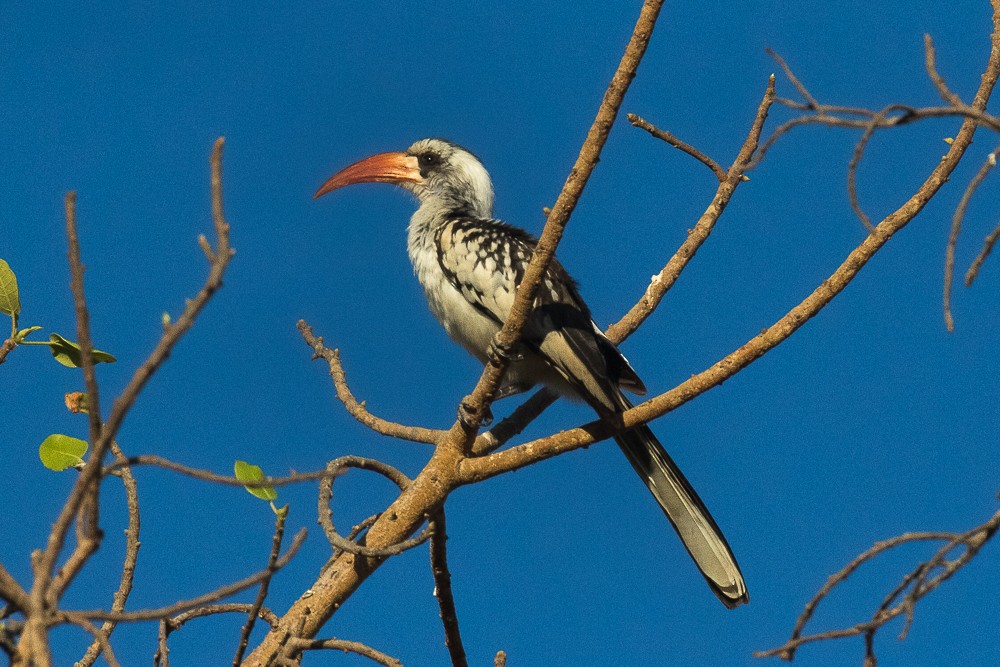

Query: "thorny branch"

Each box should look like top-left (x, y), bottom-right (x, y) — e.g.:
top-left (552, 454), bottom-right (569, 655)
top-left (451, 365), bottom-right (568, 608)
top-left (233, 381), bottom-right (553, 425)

top-left (756, 505), bottom-right (1000, 664)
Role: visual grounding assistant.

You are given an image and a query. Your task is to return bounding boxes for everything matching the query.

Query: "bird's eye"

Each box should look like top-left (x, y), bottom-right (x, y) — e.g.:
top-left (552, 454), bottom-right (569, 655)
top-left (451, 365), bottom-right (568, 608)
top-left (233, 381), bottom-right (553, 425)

top-left (419, 153), bottom-right (440, 167)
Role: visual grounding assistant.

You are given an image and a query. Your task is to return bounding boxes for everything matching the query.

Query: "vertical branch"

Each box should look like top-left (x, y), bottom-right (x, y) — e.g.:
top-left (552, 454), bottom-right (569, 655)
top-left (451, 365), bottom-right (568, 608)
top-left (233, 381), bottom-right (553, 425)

top-left (232, 509), bottom-right (288, 667)
top-left (76, 441), bottom-right (141, 666)
top-left (429, 510), bottom-right (466, 667)
top-left (65, 191), bottom-right (103, 449)
top-left (944, 146), bottom-right (1000, 331)
top-left (455, 0), bottom-right (667, 438)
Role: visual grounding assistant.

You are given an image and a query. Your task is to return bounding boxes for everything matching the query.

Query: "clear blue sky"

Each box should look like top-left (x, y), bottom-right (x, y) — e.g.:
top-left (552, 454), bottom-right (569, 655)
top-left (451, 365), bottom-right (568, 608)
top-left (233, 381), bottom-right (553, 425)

top-left (2, 1), bottom-right (998, 665)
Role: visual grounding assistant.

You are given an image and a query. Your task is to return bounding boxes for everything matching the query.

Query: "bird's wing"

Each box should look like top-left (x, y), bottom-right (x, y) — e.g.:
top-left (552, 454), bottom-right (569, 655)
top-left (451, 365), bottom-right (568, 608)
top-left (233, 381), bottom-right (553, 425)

top-left (436, 218), bottom-right (644, 411)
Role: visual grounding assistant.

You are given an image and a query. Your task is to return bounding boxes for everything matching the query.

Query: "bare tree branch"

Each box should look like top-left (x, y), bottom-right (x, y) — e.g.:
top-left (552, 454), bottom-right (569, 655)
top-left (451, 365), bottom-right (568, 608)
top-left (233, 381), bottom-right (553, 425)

top-left (459, 12), bottom-right (1000, 484)
top-left (627, 113), bottom-right (728, 181)
top-left (65, 528), bottom-right (305, 623)
top-left (244, 3), bottom-right (670, 661)
top-left (965, 216), bottom-right (1000, 285)
top-left (155, 605), bottom-right (280, 667)
top-left (429, 510), bottom-right (466, 667)
top-left (232, 508), bottom-right (288, 667)
top-left (282, 637), bottom-right (403, 667)
top-left (945, 146), bottom-right (1000, 330)
top-left (298, 321), bottom-right (444, 444)
top-left (316, 457), bottom-right (433, 558)
top-left (76, 440), bottom-right (141, 666)
top-left (756, 505), bottom-right (1000, 663)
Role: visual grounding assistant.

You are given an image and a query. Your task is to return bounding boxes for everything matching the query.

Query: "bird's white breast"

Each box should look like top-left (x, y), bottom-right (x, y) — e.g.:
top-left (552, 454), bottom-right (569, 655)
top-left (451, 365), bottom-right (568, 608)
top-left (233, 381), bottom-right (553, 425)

top-left (408, 218), bottom-right (501, 362)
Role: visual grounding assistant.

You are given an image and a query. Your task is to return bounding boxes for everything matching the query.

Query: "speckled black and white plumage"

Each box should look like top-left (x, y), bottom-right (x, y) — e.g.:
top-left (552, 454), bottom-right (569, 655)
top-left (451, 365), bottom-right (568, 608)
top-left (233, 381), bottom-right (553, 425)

top-left (317, 138), bottom-right (748, 608)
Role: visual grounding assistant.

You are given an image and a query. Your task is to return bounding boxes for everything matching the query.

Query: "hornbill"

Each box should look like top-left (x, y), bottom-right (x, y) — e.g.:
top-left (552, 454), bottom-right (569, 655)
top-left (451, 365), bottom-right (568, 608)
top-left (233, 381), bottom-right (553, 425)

top-left (314, 138), bottom-right (748, 608)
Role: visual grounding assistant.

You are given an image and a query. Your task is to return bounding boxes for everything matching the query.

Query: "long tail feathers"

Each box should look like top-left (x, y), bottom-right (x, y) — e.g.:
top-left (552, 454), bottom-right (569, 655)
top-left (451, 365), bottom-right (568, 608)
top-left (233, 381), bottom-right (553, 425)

top-left (613, 395), bottom-right (748, 608)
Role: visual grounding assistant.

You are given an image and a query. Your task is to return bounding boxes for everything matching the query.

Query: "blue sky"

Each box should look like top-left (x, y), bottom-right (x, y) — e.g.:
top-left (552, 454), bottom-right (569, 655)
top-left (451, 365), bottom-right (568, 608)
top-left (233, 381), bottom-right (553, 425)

top-left (2, 1), bottom-right (998, 665)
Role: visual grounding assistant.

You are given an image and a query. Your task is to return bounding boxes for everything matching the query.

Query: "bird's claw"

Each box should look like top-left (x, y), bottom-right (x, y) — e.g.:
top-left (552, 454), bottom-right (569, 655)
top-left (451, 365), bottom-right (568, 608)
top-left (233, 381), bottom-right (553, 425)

top-left (458, 398), bottom-right (493, 429)
top-left (487, 339), bottom-right (523, 366)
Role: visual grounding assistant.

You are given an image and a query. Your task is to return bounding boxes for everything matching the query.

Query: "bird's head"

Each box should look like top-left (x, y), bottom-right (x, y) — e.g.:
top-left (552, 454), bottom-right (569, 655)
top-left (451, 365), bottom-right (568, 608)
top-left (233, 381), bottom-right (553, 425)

top-left (314, 138), bottom-right (494, 218)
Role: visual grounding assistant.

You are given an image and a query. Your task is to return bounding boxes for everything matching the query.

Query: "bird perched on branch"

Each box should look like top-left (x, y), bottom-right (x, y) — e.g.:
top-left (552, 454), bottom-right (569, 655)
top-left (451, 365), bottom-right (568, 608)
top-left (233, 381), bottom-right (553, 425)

top-left (314, 138), bottom-right (748, 608)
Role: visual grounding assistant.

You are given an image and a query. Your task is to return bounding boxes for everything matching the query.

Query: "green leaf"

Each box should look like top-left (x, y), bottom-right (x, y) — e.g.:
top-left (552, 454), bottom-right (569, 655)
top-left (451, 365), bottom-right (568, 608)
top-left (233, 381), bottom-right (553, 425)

top-left (0, 259), bottom-right (20, 317)
top-left (234, 460), bottom-right (278, 501)
top-left (48, 333), bottom-right (117, 368)
top-left (13, 326), bottom-right (42, 343)
top-left (39, 434), bottom-right (89, 471)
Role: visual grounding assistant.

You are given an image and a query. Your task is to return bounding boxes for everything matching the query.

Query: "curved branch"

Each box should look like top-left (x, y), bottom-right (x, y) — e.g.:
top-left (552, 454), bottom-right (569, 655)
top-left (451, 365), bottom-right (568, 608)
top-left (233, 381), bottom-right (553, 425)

top-left (298, 320), bottom-right (445, 444)
top-left (317, 457), bottom-right (433, 558)
top-left (282, 637), bottom-right (403, 667)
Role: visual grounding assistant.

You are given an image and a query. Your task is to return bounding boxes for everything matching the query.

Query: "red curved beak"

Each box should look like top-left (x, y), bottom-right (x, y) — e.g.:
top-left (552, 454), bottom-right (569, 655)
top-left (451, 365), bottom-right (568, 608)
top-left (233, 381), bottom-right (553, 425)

top-left (313, 151), bottom-right (422, 199)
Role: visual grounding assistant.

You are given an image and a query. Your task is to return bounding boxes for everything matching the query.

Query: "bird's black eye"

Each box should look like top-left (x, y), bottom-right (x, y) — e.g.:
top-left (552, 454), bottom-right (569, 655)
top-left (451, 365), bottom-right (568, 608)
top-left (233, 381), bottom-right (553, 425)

top-left (419, 152), bottom-right (441, 168)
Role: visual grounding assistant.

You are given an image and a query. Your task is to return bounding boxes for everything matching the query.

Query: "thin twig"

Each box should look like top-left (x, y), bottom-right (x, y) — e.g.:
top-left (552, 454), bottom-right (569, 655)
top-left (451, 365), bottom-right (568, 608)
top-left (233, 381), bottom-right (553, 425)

top-left (105, 454), bottom-right (345, 488)
top-left (65, 529), bottom-right (305, 623)
top-left (846, 106), bottom-right (903, 232)
top-left (756, 506), bottom-right (1000, 662)
top-left (924, 34), bottom-right (965, 107)
top-left (232, 508), bottom-right (288, 667)
top-left (155, 604), bottom-right (280, 667)
top-left (66, 615), bottom-right (121, 667)
top-left (627, 113), bottom-right (728, 181)
top-left (282, 637), bottom-right (403, 667)
top-left (945, 146), bottom-right (1000, 330)
top-left (965, 218), bottom-right (1000, 285)
top-left (298, 321), bottom-right (444, 444)
top-left (765, 47), bottom-right (822, 109)
top-left (429, 510), bottom-right (466, 667)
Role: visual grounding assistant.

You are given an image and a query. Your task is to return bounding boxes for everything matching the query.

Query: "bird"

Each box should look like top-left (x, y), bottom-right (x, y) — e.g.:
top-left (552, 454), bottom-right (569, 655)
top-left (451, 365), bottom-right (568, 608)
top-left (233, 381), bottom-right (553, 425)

top-left (313, 138), bottom-right (748, 608)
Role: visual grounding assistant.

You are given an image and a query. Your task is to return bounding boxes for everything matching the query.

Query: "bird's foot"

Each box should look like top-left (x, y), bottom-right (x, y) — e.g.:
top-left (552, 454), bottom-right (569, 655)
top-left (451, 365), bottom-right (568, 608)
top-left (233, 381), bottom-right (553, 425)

top-left (458, 397), bottom-right (493, 429)
top-left (487, 339), bottom-right (523, 366)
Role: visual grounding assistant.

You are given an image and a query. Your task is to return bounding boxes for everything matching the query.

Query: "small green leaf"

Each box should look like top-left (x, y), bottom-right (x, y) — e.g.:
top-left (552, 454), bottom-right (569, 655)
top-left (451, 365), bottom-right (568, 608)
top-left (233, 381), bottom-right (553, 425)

top-left (13, 325), bottom-right (42, 343)
top-left (48, 333), bottom-right (117, 368)
top-left (234, 460), bottom-right (278, 501)
top-left (39, 434), bottom-right (89, 471)
top-left (0, 259), bottom-right (20, 317)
